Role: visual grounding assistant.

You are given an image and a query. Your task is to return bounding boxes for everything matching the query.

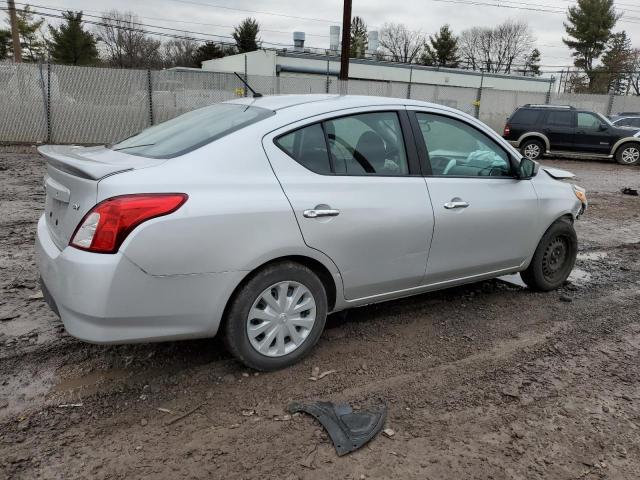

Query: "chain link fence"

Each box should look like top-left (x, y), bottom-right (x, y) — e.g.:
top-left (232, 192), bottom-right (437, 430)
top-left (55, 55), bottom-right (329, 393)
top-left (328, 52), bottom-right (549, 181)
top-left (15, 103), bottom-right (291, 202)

top-left (1, 62), bottom-right (638, 144)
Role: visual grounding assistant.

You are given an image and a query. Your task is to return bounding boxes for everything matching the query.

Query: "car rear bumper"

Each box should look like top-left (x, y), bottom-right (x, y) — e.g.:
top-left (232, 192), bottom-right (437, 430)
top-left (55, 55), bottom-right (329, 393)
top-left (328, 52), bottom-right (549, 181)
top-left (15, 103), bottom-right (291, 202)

top-left (35, 214), bottom-right (245, 344)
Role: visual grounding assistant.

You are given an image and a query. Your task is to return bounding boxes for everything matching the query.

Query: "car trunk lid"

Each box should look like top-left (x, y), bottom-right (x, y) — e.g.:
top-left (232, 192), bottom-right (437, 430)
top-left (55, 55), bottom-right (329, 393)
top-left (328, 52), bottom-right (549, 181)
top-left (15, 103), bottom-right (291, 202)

top-left (39, 145), bottom-right (164, 250)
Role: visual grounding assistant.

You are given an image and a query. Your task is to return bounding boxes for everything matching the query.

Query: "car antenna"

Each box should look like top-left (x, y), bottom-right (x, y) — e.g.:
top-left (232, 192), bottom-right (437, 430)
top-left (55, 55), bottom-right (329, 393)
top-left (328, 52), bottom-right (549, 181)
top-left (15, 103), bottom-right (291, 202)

top-left (234, 72), bottom-right (263, 98)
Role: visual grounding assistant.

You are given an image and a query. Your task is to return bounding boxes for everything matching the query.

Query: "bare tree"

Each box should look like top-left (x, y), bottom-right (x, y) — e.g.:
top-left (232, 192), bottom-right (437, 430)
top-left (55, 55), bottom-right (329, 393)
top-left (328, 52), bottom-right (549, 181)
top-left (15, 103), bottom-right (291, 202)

top-left (627, 48), bottom-right (640, 95)
top-left (459, 20), bottom-right (534, 74)
top-left (96, 10), bottom-right (162, 68)
top-left (379, 23), bottom-right (424, 63)
top-left (162, 38), bottom-right (198, 68)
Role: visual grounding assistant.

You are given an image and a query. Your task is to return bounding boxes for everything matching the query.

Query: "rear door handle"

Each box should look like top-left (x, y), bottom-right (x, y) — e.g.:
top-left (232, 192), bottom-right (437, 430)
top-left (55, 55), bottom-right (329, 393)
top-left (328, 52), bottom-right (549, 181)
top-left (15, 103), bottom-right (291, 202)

top-left (444, 201), bottom-right (469, 209)
top-left (303, 207), bottom-right (340, 218)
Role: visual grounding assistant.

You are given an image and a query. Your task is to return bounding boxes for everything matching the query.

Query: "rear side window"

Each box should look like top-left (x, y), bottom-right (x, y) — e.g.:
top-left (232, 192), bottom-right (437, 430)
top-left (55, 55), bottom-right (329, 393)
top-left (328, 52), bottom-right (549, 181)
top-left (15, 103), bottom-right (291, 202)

top-left (547, 111), bottom-right (574, 127)
top-left (325, 112), bottom-right (409, 176)
top-left (510, 109), bottom-right (540, 125)
top-left (276, 111), bottom-right (410, 176)
top-left (111, 104), bottom-right (274, 158)
top-left (275, 124), bottom-right (331, 174)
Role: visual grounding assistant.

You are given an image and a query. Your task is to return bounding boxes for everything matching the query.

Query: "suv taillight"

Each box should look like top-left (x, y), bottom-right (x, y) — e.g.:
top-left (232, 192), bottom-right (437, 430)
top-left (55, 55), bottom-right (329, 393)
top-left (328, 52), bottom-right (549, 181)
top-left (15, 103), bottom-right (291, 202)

top-left (503, 124), bottom-right (511, 136)
top-left (70, 193), bottom-right (188, 254)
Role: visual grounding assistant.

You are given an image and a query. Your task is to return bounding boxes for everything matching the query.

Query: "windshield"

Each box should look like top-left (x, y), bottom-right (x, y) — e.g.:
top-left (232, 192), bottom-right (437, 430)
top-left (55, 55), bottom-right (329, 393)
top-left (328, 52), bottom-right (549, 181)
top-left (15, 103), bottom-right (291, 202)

top-left (111, 103), bottom-right (274, 158)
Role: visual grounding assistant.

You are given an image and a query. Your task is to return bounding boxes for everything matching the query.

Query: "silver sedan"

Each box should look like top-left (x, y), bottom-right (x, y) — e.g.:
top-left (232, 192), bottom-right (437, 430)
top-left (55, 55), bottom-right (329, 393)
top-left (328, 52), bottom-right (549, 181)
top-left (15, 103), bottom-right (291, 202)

top-left (35, 95), bottom-right (587, 370)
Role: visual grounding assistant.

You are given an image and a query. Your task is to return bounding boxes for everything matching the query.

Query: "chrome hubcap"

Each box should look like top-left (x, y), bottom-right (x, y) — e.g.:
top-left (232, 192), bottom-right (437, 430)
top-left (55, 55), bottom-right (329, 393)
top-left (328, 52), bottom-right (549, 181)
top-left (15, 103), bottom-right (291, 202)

top-left (621, 147), bottom-right (639, 164)
top-left (246, 281), bottom-right (316, 357)
top-left (524, 144), bottom-right (540, 159)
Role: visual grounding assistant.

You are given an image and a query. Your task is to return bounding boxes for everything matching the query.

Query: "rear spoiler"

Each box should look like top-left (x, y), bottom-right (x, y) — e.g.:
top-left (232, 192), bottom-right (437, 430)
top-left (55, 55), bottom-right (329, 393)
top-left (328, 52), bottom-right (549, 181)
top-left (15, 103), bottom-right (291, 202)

top-left (38, 145), bottom-right (159, 180)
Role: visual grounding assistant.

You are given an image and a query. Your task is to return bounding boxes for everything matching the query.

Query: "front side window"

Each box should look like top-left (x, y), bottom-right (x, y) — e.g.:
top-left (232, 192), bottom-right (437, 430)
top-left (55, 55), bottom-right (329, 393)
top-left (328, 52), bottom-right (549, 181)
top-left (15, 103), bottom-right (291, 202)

top-left (275, 111), bottom-right (410, 176)
top-left (415, 113), bottom-right (512, 177)
top-left (111, 103), bottom-right (274, 158)
top-left (577, 112), bottom-right (603, 130)
top-left (547, 110), bottom-right (574, 127)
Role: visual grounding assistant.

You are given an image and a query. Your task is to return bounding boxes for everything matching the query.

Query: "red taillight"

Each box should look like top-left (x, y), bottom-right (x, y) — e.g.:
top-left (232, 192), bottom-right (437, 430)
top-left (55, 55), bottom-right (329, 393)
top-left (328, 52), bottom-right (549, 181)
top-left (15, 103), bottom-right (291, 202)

top-left (503, 124), bottom-right (511, 136)
top-left (70, 193), bottom-right (188, 254)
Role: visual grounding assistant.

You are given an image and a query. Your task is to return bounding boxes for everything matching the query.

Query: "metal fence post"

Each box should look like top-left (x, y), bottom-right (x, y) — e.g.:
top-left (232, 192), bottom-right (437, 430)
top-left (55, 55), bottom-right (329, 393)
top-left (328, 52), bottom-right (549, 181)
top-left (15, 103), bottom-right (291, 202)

top-left (606, 80), bottom-right (619, 116)
top-left (38, 62), bottom-right (51, 142)
top-left (244, 55), bottom-right (248, 97)
top-left (474, 70), bottom-right (484, 119)
top-left (326, 51), bottom-right (330, 93)
top-left (147, 69), bottom-right (154, 126)
top-left (407, 66), bottom-right (413, 99)
top-left (47, 63), bottom-right (51, 142)
top-left (545, 77), bottom-right (553, 104)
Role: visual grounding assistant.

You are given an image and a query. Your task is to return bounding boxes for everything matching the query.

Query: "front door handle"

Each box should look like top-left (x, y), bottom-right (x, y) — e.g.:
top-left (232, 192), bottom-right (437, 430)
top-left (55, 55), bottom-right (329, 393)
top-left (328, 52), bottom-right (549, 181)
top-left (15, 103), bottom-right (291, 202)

top-left (444, 200), bottom-right (469, 209)
top-left (303, 207), bottom-right (340, 218)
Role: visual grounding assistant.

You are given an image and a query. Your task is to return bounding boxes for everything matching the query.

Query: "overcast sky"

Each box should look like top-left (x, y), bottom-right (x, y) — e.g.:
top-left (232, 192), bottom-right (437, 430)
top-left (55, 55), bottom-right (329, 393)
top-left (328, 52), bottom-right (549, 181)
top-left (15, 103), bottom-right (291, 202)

top-left (22, 0), bottom-right (640, 75)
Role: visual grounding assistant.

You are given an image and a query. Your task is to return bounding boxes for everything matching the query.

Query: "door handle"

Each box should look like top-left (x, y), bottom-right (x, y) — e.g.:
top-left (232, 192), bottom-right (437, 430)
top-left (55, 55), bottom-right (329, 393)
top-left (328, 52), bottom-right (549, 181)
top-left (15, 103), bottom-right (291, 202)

top-left (303, 207), bottom-right (340, 218)
top-left (444, 201), bottom-right (469, 209)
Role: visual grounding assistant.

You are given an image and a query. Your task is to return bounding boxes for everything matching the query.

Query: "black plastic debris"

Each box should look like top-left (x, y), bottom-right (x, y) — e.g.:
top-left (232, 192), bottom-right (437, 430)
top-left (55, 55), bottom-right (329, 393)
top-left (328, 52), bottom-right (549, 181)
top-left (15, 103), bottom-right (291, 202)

top-left (621, 187), bottom-right (639, 196)
top-left (287, 401), bottom-right (387, 456)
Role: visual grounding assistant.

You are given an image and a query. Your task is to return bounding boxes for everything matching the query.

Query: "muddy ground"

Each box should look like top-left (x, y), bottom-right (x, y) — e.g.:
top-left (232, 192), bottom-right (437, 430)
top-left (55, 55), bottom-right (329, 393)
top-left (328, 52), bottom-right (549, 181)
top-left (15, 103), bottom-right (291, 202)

top-left (1, 145), bottom-right (640, 480)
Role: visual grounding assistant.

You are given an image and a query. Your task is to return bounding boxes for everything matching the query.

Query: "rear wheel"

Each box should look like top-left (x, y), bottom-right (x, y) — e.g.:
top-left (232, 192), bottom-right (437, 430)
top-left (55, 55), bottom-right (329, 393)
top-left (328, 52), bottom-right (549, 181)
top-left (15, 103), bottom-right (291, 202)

top-left (223, 261), bottom-right (328, 371)
top-left (521, 139), bottom-right (544, 161)
top-left (615, 143), bottom-right (640, 166)
top-left (520, 219), bottom-right (577, 291)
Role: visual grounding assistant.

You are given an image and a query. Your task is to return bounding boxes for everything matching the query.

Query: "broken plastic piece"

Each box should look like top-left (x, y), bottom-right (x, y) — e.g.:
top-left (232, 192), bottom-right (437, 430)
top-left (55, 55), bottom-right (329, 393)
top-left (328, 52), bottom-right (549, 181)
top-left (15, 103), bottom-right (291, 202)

top-left (287, 401), bottom-right (387, 456)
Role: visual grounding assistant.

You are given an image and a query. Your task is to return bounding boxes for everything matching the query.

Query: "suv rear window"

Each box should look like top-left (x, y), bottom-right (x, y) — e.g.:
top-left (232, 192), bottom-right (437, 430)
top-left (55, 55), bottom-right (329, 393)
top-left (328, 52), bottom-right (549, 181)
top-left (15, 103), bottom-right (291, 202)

top-left (510, 109), bottom-right (540, 125)
top-left (111, 104), bottom-right (274, 158)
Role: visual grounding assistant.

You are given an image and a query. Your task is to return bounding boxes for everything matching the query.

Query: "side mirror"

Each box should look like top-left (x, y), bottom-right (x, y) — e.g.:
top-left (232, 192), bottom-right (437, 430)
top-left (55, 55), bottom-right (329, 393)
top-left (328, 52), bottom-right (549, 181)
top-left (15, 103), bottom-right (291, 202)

top-left (517, 157), bottom-right (539, 179)
top-left (599, 124), bottom-right (608, 131)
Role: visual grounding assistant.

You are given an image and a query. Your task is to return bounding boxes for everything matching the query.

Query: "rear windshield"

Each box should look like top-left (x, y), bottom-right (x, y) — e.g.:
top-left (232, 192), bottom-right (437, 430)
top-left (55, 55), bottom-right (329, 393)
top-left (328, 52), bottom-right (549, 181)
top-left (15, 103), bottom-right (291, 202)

top-left (509, 109), bottom-right (540, 125)
top-left (110, 103), bottom-right (274, 158)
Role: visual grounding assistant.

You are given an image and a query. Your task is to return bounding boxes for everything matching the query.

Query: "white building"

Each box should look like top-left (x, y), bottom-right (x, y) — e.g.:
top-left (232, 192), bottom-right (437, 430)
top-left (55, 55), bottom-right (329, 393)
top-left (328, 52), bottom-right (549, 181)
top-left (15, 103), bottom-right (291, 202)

top-left (201, 49), bottom-right (553, 93)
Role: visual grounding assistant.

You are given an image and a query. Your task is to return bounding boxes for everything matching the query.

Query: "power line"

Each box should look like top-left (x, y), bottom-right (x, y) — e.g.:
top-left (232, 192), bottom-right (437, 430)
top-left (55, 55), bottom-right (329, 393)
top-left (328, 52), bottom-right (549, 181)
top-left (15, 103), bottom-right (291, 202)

top-left (5, 3), bottom-right (639, 72)
top-left (167, 0), bottom-right (338, 24)
top-left (4, 2), bottom-right (306, 48)
top-left (9, 1), bottom-right (331, 38)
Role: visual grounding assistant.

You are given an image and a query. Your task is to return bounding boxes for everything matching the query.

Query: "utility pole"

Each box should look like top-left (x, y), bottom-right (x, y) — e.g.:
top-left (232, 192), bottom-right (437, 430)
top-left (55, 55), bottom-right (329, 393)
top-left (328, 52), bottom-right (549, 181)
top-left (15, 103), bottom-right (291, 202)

top-left (7, 0), bottom-right (22, 63)
top-left (339, 0), bottom-right (352, 81)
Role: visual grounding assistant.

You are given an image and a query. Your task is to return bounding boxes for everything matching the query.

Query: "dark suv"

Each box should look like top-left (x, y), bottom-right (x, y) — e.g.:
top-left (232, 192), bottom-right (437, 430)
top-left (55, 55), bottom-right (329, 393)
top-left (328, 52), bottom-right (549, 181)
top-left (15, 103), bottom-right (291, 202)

top-left (503, 104), bottom-right (640, 166)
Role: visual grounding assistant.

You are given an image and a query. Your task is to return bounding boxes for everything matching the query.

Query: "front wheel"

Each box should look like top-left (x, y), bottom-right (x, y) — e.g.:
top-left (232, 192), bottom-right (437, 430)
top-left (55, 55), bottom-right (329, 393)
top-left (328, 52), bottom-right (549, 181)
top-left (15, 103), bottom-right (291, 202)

top-left (615, 143), bottom-right (640, 166)
top-left (223, 261), bottom-right (328, 371)
top-left (520, 219), bottom-right (578, 291)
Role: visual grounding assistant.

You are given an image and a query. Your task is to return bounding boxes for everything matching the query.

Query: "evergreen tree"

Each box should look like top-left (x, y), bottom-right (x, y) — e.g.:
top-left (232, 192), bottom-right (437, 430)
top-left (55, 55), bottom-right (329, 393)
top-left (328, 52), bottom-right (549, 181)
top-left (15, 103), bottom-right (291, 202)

top-left (524, 48), bottom-right (542, 76)
top-left (350, 16), bottom-right (368, 58)
top-left (13, 5), bottom-right (46, 62)
top-left (233, 18), bottom-right (260, 54)
top-left (563, 0), bottom-right (619, 89)
top-left (48, 11), bottom-right (98, 65)
top-left (421, 25), bottom-right (459, 67)
top-left (192, 41), bottom-right (233, 67)
top-left (0, 29), bottom-right (10, 61)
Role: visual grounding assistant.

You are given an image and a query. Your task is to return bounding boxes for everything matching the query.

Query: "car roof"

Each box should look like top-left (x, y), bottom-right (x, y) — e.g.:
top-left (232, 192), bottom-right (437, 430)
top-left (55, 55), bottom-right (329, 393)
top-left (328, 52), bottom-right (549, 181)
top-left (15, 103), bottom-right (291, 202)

top-left (225, 94), bottom-right (461, 114)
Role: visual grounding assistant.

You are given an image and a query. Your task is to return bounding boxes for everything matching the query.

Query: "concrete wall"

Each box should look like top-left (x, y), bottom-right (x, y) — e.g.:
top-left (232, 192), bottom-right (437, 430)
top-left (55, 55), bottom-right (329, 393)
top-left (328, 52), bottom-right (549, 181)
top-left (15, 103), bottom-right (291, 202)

top-left (202, 51), bottom-right (276, 77)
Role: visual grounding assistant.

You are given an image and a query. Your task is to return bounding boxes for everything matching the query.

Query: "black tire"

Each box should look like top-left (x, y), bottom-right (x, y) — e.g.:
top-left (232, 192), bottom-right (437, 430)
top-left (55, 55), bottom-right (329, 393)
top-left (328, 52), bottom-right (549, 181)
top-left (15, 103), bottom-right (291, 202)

top-left (520, 218), bottom-right (578, 292)
top-left (223, 261), bottom-right (328, 371)
top-left (615, 142), bottom-right (640, 166)
top-left (521, 139), bottom-right (544, 161)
